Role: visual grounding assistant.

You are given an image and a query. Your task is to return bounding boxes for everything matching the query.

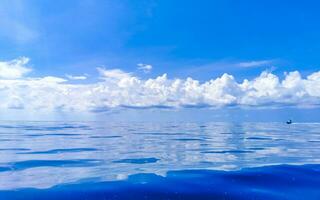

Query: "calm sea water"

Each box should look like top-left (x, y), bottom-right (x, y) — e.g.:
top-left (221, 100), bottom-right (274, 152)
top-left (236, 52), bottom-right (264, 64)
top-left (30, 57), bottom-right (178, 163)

top-left (0, 121), bottom-right (320, 199)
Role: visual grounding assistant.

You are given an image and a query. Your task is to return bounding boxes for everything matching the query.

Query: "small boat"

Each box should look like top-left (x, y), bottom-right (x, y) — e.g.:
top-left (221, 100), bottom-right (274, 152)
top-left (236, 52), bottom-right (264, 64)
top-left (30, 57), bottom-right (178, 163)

top-left (286, 120), bottom-right (292, 124)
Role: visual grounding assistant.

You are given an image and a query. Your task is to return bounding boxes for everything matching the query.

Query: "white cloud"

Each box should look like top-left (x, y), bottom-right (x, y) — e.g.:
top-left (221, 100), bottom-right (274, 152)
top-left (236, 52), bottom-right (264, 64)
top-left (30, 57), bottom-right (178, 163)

top-left (1, 57), bottom-right (320, 113)
top-left (66, 74), bottom-right (87, 80)
top-left (237, 60), bottom-right (273, 68)
top-left (0, 57), bottom-right (32, 79)
top-left (137, 63), bottom-right (152, 73)
top-left (97, 67), bottom-right (132, 80)
top-left (38, 76), bottom-right (67, 83)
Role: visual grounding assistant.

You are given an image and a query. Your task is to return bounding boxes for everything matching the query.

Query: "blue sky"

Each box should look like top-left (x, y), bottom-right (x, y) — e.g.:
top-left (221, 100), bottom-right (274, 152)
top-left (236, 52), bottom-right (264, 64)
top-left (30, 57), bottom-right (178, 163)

top-left (0, 0), bottom-right (320, 121)
top-left (1, 0), bottom-right (320, 79)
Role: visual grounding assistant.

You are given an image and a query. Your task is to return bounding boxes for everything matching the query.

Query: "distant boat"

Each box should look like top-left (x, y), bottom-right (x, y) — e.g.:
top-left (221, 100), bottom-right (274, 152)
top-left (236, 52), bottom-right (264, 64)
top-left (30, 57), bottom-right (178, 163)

top-left (286, 120), bottom-right (292, 124)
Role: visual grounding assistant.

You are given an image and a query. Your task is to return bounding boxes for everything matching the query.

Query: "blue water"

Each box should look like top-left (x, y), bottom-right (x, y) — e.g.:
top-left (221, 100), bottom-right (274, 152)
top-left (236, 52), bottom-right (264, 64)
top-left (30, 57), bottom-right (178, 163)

top-left (0, 122), bottom-right (320, 199)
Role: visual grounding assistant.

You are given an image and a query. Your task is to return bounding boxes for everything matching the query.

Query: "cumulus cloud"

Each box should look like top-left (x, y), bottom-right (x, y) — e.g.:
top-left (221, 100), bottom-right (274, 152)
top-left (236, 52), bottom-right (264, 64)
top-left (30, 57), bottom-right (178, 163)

top-left (1, 57), bottom-right (320, 112)
top-left (137, 63), bottom-right (152, 73)
top-left (0, 57), bottom-right (31, 79)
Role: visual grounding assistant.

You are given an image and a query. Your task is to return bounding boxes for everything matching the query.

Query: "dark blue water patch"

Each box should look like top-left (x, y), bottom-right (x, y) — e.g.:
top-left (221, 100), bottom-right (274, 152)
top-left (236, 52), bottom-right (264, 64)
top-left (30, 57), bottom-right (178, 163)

top-left (172, 138), bottom-right (204, 141)
top-left (0, 132), bottom-right (20, 135)
top-left (113, 158), bottom-right (159, 164)
top-left (201, 150), bottom-right (254, 154)
top-left (17, 148), bottom-right (99, 155)
top-left (167, 125), bottom-right (178, 128)
top-left (248, 147), bottom-right (265, 150)
top-left (0, 159), bottom-right (101, 172)
top-left (188, 148), bottom-right (214, 152)
top-left (44, 133), bottom-right (83, 136)
top-left (308, 140), bottom-right (320, 143)
top-left (22, 125), bottom-right (91, 131)
top-left (1, 164), bottom-right (320, 200)
top-left (198, 160), bottom-right (215, 164)
top-left (0, 166), bottom-right (12, 172)
top-left (23, 134), bottom-right (43, 137)
top-left (89, 136), bottom-right (122, 139)
top-left (220, 132), bottom-right (245, 135)
top-left (0, 139), bottom-right (21, 141)
top-left (246, 137), bottom-right (272, 140)
top-left (25, 133), bottom-right (83, 137)
top-left (274, 138), bottom-right (286, 141)
top-left (0, 125), bottom-right (22, 129)
top-left (0, 148), bottom-right (31, 151)
top-left (0, 125), bottom-right (86, 130)
top-left (131, 132), bottom-right (185, 136)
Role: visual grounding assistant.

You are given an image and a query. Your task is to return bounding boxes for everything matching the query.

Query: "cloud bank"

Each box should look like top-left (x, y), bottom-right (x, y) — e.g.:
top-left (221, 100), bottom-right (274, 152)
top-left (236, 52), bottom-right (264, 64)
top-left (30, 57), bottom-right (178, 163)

top-left (0, 57), bottom-right (31, 79)
top-left (0, 57), bottom-right (320, 113)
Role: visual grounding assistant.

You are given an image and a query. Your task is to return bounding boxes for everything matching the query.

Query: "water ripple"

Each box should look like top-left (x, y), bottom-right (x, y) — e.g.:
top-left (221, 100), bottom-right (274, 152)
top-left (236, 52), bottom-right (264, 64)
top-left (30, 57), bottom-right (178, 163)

top-left (17, 148), bottom-right (99, 154)
top-left (113, 158), bottom-right (160, 164)
top-left (0, 159), bottom-right (102, 172)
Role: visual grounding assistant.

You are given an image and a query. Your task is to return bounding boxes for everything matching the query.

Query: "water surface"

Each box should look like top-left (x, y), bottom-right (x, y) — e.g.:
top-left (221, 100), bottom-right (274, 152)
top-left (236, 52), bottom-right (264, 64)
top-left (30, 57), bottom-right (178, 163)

top-left (0, 121), bottom-right (319, 199)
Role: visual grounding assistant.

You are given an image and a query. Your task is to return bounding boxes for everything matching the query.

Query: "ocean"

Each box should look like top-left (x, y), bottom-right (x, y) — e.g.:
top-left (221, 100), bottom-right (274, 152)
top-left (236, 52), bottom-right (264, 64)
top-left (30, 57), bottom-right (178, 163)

top-left (0, 121), bottom-right (319, 199)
